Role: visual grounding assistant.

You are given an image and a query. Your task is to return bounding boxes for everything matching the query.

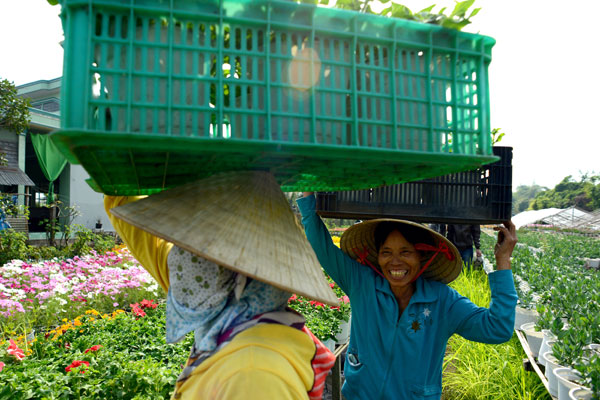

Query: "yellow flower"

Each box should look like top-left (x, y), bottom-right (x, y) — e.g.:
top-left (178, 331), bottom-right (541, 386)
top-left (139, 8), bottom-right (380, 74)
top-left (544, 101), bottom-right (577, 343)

top-left (79, 329), bottom-right (84, 333)
top-left (74, 320), bottom-right (82, 327)
top-left (86, 309), bottom-right (100, 316)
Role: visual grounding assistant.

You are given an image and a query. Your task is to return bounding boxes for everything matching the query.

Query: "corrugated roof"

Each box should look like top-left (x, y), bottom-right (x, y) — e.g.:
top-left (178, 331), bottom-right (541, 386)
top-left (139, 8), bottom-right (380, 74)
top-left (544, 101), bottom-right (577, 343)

top-left (0, 166), bottom-right (35, 186)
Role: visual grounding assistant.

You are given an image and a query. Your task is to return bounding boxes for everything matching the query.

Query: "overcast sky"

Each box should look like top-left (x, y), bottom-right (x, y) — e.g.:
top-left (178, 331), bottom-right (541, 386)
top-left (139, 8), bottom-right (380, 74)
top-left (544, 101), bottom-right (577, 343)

top-left (2, 0), bottom-right (599, 190)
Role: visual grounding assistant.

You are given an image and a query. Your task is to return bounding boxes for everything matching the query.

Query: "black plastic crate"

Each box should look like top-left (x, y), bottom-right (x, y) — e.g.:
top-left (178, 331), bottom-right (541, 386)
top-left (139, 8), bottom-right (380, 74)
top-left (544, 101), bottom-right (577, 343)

top-left (316, 146), bottom-right (512, 224)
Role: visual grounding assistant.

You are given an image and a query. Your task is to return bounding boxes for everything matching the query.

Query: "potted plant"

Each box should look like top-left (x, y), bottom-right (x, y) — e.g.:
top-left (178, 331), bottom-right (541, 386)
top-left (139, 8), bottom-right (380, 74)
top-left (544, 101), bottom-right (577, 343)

top-left (554, 367), bottom-right (589, 400)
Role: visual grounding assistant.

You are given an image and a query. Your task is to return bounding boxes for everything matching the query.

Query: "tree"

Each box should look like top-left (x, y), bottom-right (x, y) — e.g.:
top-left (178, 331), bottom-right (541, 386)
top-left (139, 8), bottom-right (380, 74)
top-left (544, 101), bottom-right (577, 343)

top-left (529, 174), bottom-right (600, 211)
top-left (512, 184), bottom-right (546, 215)
top-left (0, 78), bottom-right (31, 135)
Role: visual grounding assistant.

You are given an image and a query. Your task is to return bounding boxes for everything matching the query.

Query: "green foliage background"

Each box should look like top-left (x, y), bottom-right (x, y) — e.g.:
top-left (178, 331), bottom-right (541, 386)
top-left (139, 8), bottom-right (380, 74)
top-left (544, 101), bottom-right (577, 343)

top-left (513, 174), bottom-right (600, 214)
top-left (0, 79), bottom-right (30, 135)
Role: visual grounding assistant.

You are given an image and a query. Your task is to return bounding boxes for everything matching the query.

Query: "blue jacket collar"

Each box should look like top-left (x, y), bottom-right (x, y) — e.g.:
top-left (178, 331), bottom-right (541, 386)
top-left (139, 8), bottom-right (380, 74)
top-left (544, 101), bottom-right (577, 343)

top-left (375, 274), bottom-right (439, 304)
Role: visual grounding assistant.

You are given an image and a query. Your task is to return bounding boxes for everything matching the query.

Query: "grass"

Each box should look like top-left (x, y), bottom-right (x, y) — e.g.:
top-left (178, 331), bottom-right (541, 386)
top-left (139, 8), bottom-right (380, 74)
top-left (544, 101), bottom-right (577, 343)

top-left (442, 268), bottom-right (551, 400)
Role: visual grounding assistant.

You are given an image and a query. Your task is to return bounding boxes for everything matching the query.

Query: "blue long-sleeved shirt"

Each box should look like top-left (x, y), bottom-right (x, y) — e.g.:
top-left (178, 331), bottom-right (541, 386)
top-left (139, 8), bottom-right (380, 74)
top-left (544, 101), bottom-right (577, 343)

top-left (297, 195), bottom-right (518, 400)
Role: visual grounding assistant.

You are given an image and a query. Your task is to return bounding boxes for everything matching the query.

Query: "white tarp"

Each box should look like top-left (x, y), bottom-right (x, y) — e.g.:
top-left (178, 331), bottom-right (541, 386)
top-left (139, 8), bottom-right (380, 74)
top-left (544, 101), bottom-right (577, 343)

top-left (513, 207), bottom-right (597, 231)
top-left (512, 208), bottom-right (565, 229)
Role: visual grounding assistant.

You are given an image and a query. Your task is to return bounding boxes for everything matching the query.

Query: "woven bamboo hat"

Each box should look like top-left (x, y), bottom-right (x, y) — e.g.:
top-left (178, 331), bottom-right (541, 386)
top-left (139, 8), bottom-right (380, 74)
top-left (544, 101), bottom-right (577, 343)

top-left (110, 171), bottom-right (338, 306)
top-left (340, 219), bottom-right (462, 284)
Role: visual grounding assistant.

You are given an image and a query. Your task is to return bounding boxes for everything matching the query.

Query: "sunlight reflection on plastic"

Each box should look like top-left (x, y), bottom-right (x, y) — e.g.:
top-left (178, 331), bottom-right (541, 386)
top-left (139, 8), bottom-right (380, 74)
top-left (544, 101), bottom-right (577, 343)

top-left (288, 47), bottom-right (321, 97)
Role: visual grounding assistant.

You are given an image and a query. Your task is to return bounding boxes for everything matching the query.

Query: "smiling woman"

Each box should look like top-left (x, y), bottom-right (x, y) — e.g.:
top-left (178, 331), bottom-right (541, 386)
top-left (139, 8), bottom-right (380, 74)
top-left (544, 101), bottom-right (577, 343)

top-left (298, 192), bottom-right (519, 400)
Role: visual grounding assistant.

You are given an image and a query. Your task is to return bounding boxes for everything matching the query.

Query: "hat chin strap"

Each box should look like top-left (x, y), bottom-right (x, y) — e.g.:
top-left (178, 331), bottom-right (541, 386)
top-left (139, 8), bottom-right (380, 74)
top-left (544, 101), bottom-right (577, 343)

top-left (411, 242), bottom-right (455, 283)
top-left (353, 246), bottom-right (386, 279)
top-left (354, 242), bottom-right (455, 283)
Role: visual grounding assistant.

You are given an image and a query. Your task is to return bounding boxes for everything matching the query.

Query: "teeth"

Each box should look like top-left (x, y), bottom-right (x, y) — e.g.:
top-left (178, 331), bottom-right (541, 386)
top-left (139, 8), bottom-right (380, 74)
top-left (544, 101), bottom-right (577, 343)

top-left (390, 270), bottom-right (407, 278)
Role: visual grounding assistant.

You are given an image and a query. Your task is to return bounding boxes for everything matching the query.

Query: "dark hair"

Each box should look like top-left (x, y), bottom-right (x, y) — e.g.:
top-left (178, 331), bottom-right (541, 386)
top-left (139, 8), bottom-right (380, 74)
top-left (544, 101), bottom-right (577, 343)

top-left (374, 221), bottom-right (435, 254)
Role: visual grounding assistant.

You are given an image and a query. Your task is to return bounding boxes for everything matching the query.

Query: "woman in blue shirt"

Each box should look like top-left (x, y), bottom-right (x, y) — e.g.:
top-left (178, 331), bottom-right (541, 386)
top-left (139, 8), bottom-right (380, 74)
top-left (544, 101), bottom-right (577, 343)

top-left (297, 193), bottom-right (518, 400)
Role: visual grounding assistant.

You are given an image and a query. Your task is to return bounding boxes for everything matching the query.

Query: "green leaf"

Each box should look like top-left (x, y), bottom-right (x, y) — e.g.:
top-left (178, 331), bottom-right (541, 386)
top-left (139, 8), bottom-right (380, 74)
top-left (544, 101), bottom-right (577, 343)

top-left (469, 7), bottom-right (481, 18)
top-left (418, 5), bottom-right (436, 14)
top-left (390, 3), bottom-right (414, 20)
top-left (440, 17), bottom-right (470, 31)
top-left (47, 0), bottom-right (59, 4)
top-left (450, 0), bottom-right (475, 18)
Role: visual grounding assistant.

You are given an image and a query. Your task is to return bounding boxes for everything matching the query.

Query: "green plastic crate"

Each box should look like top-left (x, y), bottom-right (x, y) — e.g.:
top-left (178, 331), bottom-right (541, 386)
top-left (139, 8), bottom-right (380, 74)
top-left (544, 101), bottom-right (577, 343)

top-left (52, 0), bottom-right (498, 195)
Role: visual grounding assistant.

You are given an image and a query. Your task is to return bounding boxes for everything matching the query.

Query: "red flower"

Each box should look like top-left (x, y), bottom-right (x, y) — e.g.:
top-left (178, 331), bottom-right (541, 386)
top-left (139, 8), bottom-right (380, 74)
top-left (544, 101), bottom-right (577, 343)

top-left (140, 299), bottom-right (157, 309)
top-left (130, 303), bottom-right (146, 317)
top-left (84, 345), bottom-right (102, 354)
top-left (288, 294), bottom-right (298, 302)
top-left (7, 339), bottom-right (25, 361)
top-left (309, 300), bottom-right (325, 308)
top-left (340, 295), bottom-right (350, 304)
top-left (65, 360), bottom-right (89, 373)
top-left (329, 283), bottom-right (335, 288)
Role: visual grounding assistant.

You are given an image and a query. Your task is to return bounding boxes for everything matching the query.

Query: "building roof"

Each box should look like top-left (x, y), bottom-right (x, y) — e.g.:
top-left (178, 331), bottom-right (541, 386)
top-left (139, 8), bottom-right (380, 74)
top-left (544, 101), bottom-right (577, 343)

top-left (0, 166), bottom-right (35, 186)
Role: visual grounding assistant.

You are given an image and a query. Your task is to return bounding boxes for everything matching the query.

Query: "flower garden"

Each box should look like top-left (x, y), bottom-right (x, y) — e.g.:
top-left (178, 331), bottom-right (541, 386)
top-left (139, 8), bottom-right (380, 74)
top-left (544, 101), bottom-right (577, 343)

top-left (0, 229), bottom-right (598, 399)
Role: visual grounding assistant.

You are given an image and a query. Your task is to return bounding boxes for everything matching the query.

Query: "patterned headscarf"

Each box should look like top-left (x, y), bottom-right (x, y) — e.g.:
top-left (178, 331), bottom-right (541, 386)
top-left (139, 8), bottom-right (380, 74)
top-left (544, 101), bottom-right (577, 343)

top-left (165, 246), bottom-right (291, 351)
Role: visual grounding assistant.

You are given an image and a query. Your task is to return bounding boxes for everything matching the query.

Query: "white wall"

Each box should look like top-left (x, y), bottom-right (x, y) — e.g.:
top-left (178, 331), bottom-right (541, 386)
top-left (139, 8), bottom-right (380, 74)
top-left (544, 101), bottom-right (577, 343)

top-left (68, 165), bottom-right (114, 231)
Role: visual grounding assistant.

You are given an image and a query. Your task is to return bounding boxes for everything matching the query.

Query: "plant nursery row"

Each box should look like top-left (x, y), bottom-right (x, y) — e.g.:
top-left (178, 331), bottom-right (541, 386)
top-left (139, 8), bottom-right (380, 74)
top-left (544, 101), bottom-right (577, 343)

top-left (481, 229), bottom-right (600, 400)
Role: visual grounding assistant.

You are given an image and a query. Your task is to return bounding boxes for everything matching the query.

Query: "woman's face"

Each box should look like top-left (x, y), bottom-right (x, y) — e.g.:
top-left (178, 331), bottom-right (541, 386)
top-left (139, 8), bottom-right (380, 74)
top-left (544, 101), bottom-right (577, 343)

top-left (377, 230), bottom-right (421, 289)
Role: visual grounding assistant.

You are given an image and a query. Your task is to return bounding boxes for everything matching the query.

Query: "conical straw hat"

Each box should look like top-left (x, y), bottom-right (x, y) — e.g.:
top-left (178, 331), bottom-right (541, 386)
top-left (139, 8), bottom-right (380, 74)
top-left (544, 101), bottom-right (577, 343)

top-left (341, 219), bottom-right (462, 284)
top-left (110, 171), bottom-right (338, 306)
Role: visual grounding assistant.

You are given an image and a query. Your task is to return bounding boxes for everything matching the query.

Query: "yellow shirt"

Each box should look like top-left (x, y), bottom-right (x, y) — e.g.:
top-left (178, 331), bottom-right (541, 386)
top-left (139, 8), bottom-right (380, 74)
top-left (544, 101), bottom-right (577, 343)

top-left (104, 196), bottom-right (316, 400)
top-left (104, 195), bottom-right (172, 291)
top-left (175, 324), bottom-right (315, 400)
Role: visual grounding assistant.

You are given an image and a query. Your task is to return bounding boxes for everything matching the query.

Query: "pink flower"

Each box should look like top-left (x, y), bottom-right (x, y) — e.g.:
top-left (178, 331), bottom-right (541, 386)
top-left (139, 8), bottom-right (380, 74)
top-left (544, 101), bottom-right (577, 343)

top-left (340, 295), bottom-right (350, 304)
top-left (7, 339), bottom-right (25, 361)
top-left (288, 294), bottom-right (298, 302)
top-left (84, 345), bottom-right (102, 354)
top-left (65, 360), bottom-right (89, 373)
top-left (329, 283), bottom-right (335, 288)
top-left (0, 361), bottom-right (5, 372)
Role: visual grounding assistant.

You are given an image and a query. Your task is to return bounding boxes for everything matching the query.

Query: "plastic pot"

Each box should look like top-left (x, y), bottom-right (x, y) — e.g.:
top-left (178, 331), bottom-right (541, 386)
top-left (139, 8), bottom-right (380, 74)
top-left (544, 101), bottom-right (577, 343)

top-left (541, 350), bottom-right (563, 398)
top-left (521, 322), bottom-right (543, 358)
top-left (514, 306), bottom-right (539, 331)
top-left (569, 387), bottom-right (594, 400)
top-left (553, 367), bottom-right (588, 400)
